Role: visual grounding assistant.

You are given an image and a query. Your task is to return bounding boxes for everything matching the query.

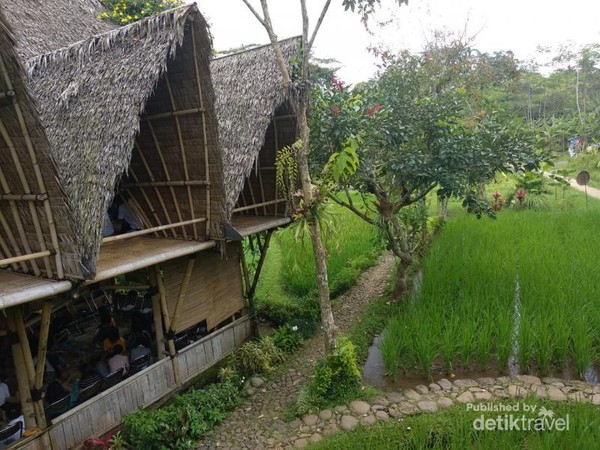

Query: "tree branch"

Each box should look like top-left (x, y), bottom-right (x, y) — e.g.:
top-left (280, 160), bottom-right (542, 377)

top-left (329, 193), bottom-right (377, 226)
top-left (256, 0), bottom-right (293, 85)
top-left (308, 0), bottom-right (333, 52)
top-left (240, 0), bottom-right (267, 27)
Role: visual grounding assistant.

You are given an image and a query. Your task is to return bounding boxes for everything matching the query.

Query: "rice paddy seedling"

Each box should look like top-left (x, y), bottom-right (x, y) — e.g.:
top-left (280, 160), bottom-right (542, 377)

top-left (440, 317), bottom-right (459, 372)
top-left (572, 315), bottom-right (594, 378)
top-left (533, 317), bottom-right (554, 376)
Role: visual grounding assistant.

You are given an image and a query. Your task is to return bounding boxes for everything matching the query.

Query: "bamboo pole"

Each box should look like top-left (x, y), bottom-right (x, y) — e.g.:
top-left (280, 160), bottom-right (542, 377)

top-left (155, 265), bottom-right (176, 358)
top-left (121, 180), bottom-right (210, 188)
top-left (13, 307), bottom-right (47, 429)
top-left (256, 159), bottom-right (268, 215)
top-left (121, 190), bottom-right (153, 234)
top-left (146, 120), bottom-right (186, 239)
top-left (273, 116), bottom-right (280, 217)
top-left (240, 189), bottom-right (249, 216)
top-left (165, 74), bottom-right (198, 240)
top-left (34, 301), bottom-right (52, 392)
top-left (237, 241), bottom-right (257, 336)
top-left (0, 51), bottom-right (64, 280)
top-left (246, 177), bottom-right (259, 215)
top-left (0, 193), bottom-right (48, 201)
top-left (233, 199), bottom-right (287, 213)
top-left (0, 250), bottom-right (52, 267)
top-left (249, 231), bottom-right (273, 298)
top-left (141, 107), bottom-right (205, 121)
top-left (126, 165), bottom-right (167, 237)
top-left (102, 218), bottom-right (206, 243)
top-left (0, 119), bottom-right (52, 277)
top-left (155, 265), bottom-right (180, 385)
top-left (148, 267), bottom-right (166, 360)
top-left (134, 141), bottom-right (176, 237)
top-left (169, 255), bottom-right (196, 333)
top-left (191, 28), bottom-right (211, 239)
top-left (7, 310), bottom-right (37, 429)
top-left (0, 166), bottom-right (39, 274)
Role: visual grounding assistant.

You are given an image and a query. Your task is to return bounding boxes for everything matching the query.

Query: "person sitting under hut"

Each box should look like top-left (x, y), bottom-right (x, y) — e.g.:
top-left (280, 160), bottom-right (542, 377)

top-left (103, 326), bottom-right (126, 356)
top-left (78, 363), bottom-right (102, 391)
top-left (0, 406), bottom-right (24, 447)
top-left (0, 376), bottom-right (16, 423)
top-left (107, 345), bottom-right (129, 376)
top-left (44, 380), bottom-right (69, 405)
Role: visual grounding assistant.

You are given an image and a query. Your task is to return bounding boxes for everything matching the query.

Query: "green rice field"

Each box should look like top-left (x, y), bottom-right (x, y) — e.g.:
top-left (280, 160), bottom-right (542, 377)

top-left (382, 197), bottom-right (600, 380)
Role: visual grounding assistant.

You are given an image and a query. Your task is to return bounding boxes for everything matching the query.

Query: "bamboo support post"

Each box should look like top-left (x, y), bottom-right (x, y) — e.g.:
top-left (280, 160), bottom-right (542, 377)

top-left (237, 241), bottom-right (257, 336)
top-left (148, 268), bottom-right (166, 360)
top-left (165, 74), bottom-right (198, 240)
top-left (102, 218), bottom-right (206, 243)
top-left (126, 165), bottom-right (167, 237)
top-left (169, 254), bottom-right (196, 333)
top-left (34, 301), bottom-right (52, 392)
top-left (134, 141), bottom-right (176, 237)
top-left (146, 121), bottom-right (187, 239)
top-left (0, 119), bottom-right (52, 277)
top-left (155, 265), bottom-right (177, 358)
top-left (14, 307), bottom-right (47, 429)
top-left (191, 29), bottom-right (211, 238)
top-left (7, 310), bottom-right (37, 429)
top-left (273, 116), bottom-right (280, 216)
top-left (249, 231), bottom-right (273, 298)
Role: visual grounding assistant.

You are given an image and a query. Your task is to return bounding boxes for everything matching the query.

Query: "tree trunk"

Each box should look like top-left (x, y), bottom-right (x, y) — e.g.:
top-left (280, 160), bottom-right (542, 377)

top-left (295, 96), bottom-right (338, 352)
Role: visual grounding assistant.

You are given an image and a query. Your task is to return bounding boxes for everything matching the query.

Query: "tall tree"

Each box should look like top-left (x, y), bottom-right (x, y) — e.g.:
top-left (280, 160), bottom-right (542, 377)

top-left (240, 0), bottom-right (407, 352)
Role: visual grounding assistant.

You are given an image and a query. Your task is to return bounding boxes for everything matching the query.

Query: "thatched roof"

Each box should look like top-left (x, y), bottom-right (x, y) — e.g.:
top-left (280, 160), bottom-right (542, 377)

top-left (0, 5), bottom-right (77, 279)
top-left (24, 4), bottom-right (215, 278)
top-left (211, 37), bottom-right (300, 216)
top-left (0, 0), bottom-right (116, 59)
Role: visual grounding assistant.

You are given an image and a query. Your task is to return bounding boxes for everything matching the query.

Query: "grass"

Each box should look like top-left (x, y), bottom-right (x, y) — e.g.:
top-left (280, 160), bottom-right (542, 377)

top-left (308, 400), bottom-right (600, 450)
top-left (382, 184), bottom-right (600, 379)
top-left (255, 195), bottom-right (383, 326)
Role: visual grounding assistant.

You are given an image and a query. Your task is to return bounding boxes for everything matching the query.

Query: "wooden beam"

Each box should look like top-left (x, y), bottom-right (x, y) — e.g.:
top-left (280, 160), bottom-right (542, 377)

top-left (101, 217), bottom-right (206, 243)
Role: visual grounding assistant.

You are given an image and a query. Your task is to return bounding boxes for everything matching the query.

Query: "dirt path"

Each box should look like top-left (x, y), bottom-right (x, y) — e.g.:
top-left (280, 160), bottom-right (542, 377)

top-left (197, 253), bottom-right (395, 450)
top-left (569, 178), bottom-right (600, 199)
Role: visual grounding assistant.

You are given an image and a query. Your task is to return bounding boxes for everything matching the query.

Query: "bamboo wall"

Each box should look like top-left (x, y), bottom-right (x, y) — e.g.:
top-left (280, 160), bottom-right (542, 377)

top-left (13, 316), bottom-right (252, 450)
top-left (162, 242), bottom-right (244, 332)
top-left (235, 107), bottom-right (297, 217)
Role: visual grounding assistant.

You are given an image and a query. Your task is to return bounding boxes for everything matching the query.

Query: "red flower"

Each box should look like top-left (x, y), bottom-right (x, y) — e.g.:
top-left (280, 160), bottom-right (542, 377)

top-left (492, 191), bottom-right (501, 200)
top-left (330, 105), bottom-right (341, 116)
top-left (330, 74), bottom-right (345, 91)
top-left (366, 103), bottom-right (382, 116)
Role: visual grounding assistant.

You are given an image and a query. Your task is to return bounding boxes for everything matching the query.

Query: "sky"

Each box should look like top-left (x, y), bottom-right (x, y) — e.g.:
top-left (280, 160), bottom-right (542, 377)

top-left (193, 0), bottom-right (600, 83)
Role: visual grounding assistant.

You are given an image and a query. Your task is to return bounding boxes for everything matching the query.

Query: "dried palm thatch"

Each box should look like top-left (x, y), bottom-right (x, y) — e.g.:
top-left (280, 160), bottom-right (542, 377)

top-left (0, 0), bottom-right (116, 59)
top-left (211, 37), bottom-right (301, 217)
top-left (24, 4), bottom-right (219, 279)
top-left (0, 5), bottom-right (76, 279)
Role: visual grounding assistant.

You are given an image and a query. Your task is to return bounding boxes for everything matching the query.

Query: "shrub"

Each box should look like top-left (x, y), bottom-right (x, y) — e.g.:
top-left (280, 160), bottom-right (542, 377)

top-left (121, 380), bottom-right (242, 450)
top-left (296, 337), bottom-right (361, 414)
top-left (271, 324), bottom-right (304, 354)
top-left (231, 336), bottom-right (285, 376)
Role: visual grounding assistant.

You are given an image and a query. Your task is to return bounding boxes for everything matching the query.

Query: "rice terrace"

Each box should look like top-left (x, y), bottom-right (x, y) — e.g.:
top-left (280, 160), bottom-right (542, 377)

top-left (2, 1), bottom-right (600, 450)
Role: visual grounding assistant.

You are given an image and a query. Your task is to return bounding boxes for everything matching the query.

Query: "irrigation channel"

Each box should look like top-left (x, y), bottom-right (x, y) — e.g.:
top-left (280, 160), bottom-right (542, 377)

top-left (362, 270), bottom-right (600, 387)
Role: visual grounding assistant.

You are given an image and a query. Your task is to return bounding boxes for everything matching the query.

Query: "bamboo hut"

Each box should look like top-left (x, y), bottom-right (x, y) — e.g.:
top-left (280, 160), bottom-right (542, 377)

top-left (211, 37), bottom-right (300, 236)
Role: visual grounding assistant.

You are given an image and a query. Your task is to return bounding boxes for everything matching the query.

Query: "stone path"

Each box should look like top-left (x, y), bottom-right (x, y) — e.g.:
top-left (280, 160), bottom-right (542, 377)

top-left (196, 253), bottom-right (395, 450)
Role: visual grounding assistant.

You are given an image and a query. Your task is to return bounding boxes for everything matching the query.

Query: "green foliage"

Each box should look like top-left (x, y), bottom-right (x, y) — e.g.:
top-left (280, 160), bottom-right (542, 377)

top-left (309, 401), bottom-right (600, 449)
top-left (121, 380), bottom-right (242, 450)
top-left (231, 336), bottom-right (285, 376)
top-left (271, 324), bottom-right (304, 354)
top-left (99, 0), bottom-right (182, 24)
top-left (275, 140), bottom-right (301, 198)
top-left (297, 337), bottom-right (361, 414)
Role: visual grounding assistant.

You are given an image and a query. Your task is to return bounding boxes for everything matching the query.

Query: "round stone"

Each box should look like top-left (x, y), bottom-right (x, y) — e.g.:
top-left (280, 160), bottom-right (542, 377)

top-left (362, 415), bottom-right (377, 426)
top-left (417, 400), bottom-right (438, 413)
top-left (340, 415), bottom-right (359, 430)
top-left (302, 414), bottom-right (319, 426)
top-left (319, 409), bottom-right (333, 420)
top-left (428, 383), bottom-right (442, 392)
top-left (415, 384), bottom-right (429, 394)
top-left (437, 397), bottom-right (454, 409)
top-left (456, 391), bottom-right (475, 403)
top-left (294, 438), bottom-right (308, 449)
top-left (375, 410), bottom-right (390, 421)
top-left (387, 391), bottom-right (404, 403)
top-left (437, 378), bottom-right (453, 390)
top-left (350, 400), bottom-right (371, 415)
top-left (310, 433), bottom-right (322, 443)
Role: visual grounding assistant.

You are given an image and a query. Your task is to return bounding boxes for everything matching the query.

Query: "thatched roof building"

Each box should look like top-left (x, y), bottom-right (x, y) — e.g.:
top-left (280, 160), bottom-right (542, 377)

top-left (211, 37), bottom-right (300, 218)
top-left (1, 0), bottom-right (115, 58)
top-left (22, 4), bottom-right (224, 279)
top-left (0, 5), bottom-right (76, 295)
